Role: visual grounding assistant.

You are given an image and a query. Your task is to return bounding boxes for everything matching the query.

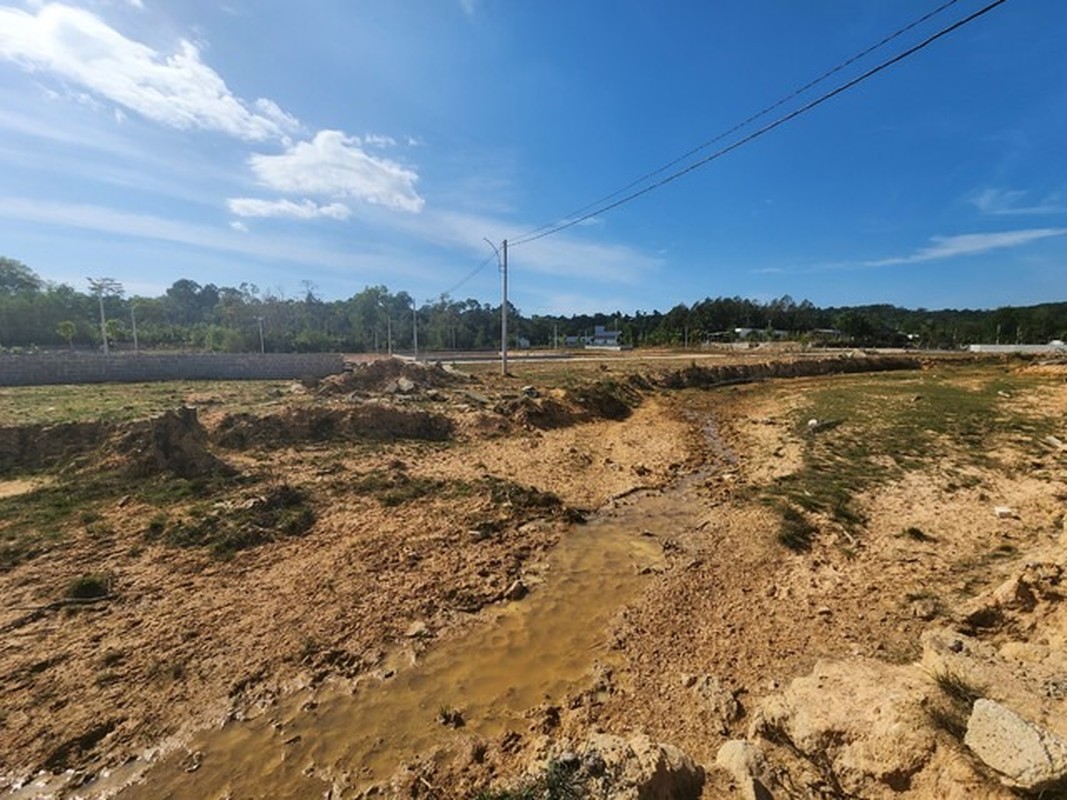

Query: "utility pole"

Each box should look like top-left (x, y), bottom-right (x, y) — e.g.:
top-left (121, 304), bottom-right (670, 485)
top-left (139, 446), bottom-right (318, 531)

top-left (256, 316), bottom-right (265, 354)
top-left (412, 299), bottom-right (418, 362)
top-left (87, 277), bottom-right (122, 356)
top-left (484, 237), bottom-right (509, 375)
top-left (130, 304), bottom-right (139, 353)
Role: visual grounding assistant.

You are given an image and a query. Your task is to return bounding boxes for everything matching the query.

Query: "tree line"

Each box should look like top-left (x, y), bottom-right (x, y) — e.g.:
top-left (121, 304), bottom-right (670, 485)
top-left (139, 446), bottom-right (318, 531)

top-left (1, 257), bottom-right (1064, 353)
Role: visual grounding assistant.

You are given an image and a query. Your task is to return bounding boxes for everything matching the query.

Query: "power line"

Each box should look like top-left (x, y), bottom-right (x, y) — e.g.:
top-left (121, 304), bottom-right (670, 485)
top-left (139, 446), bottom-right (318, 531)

top-left (510, 0), bottom-right (1009, 248)
top-left (513, 0), bottom-right (965, 244)
top-left (437, 252), bottom-right (497, 299)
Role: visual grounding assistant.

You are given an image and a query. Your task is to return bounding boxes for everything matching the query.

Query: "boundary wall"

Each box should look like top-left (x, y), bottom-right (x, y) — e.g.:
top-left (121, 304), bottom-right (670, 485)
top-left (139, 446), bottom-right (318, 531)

top-left (0, 352), bottom-right (345, 386)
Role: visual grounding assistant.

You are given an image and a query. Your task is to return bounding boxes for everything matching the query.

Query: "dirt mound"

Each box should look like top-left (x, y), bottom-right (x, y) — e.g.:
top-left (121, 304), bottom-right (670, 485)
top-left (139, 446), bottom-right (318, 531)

top-left (651, 354), bottom-right (920, 389)
top-left (212, 404), bottom-right (454, 449)
top-left (0, 420), bottom-right (111, 475)
top-left (318, 359), bottom-right (470, 396)
top-left (496, 381), bottom-right (642, 431)
top-left (112, 407), bottom-right (234, 478)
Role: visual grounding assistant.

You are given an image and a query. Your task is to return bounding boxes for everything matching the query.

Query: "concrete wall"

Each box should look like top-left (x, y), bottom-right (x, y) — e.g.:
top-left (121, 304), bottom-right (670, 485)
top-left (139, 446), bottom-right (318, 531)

top-left (0, 352), bottom-right (346, 387)
top-left (966, 344), bottom-right (1067, 355)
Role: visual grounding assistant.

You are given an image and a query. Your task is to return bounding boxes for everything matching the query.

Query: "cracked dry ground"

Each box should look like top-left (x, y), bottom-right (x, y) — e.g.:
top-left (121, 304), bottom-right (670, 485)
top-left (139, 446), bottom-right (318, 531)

top-left (2, 356), bottom-right (1066, 799)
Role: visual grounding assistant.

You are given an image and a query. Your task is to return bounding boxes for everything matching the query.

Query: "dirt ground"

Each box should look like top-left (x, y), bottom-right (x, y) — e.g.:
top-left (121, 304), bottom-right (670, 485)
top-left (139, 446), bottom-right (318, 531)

top-left (1, 353), bottom-right (1065, 798)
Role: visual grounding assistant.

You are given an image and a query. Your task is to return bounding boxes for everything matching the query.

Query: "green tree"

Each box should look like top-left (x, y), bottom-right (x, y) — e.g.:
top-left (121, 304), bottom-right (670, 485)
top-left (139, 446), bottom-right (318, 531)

top-left (56, 320), bottom-right (76, 349)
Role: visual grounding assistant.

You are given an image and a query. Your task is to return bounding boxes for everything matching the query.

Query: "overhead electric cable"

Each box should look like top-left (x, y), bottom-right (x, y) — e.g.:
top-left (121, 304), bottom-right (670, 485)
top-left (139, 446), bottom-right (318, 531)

top-left (437, 252), bottom-right (497, 298)
top-left (513, 0), bottom-right (965, 243)
top-left (510, 0), bottom-right (1009, 248)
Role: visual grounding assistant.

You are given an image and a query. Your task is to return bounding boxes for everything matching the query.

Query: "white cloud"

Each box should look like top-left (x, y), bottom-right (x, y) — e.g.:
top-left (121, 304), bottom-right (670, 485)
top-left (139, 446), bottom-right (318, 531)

top-left (969, 188), bottom-right (1066, 216)
top-left (362, 133), bottom-right (397, 148)
top-left (248, 130), bottom-right (424, 213)
top-left (229, 220), bottom-right (248, 232)
top-left (864, 229), bottom-right (1067, 267)
top-left (0, 3), bottom-right (299, 141)
top-left (227, 197), bottom-right (352, 221)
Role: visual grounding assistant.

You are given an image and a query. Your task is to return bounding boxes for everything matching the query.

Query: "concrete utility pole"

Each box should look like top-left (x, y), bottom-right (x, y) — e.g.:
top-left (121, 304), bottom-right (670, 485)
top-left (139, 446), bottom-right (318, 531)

top-left (412, 299), bottom-right (418, 362)
top-left (484, 238), bottom-right (508, 375)
top-left (256, 316), bottom-right (265, 354)
top-left (130, 304), bottom-right (139, 352)
top-left (87, 277), bottom-right (122, 356)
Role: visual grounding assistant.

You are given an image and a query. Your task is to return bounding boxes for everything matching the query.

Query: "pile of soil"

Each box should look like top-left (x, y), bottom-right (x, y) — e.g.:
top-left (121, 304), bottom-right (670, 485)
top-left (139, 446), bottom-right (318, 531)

top-left (319, 359), bottom-right (470, 396)
top-left (0, 420), bottom-right (111, 475)
top-left (650, 353), bottom-right (920, 390)
top-left (112, 407), bottom-right (234, 478)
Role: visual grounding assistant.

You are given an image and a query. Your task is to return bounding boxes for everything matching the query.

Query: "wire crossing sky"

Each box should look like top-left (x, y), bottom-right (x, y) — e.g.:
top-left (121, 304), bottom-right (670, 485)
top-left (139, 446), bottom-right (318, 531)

top-left (0, 1), bottom-right (1064, 314)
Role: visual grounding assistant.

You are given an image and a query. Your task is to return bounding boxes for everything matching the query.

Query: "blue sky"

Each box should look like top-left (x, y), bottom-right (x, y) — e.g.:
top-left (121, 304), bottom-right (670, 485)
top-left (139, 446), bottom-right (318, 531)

top-left (0, 0), bottom-right (1064, 315)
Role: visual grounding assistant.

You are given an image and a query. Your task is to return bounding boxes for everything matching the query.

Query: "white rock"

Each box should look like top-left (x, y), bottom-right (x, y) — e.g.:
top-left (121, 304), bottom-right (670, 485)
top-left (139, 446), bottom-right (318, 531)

top-left (715, 740), bottom-right (774, 800)
top-left (964, 699), bottom-right (1067, 791)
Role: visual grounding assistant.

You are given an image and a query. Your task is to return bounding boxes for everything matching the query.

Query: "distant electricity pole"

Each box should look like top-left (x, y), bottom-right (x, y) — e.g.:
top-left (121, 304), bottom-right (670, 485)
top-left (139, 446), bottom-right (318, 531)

top-left (484, 238), bottom-right (508, 375)
top-left (412, 298), bottom-right (418, 362)
top-left (87, 277), bottom-right (123, 355)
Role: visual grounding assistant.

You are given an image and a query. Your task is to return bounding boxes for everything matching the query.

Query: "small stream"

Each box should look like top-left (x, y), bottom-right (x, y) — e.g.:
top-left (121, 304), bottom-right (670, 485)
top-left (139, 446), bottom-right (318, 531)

top-left (73, 448), bottom-right (721, 799)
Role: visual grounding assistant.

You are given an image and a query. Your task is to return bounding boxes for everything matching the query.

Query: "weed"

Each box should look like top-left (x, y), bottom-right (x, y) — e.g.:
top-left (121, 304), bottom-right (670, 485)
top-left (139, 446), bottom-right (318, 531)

top-left (777, 505), bottom-right (818, 552)
top-left (66, 574), bottom-right (109, 600)
top-left (903, 526), bottom-right (935, 543)
top-left (437, 705), bottom-right (464, 728)
top-left (927, 670), bottom-right (983, 741)
top-left (152, 482), bottom-right (315, 558)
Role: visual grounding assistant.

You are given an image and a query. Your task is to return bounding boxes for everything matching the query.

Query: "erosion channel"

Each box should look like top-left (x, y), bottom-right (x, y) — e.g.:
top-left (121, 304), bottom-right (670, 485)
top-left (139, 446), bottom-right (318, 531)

top-left (120, 452), bottom-right (721, 798)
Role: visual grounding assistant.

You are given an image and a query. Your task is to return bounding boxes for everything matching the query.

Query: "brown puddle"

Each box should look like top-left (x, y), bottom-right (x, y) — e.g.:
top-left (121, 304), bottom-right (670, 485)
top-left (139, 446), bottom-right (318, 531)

top-left (98, 469), bottom-right (711, 799)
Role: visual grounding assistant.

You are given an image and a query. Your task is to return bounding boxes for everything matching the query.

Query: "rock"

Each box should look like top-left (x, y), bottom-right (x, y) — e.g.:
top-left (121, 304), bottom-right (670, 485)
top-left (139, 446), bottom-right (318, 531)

top-left (689, 675), bottom-right (740, 734)
top-left (965, 699), bottom-right (1067, 791)
top-left (404, 620), bottom-right (429, 638)
top-left (504, 580), bottom-right (528, 601)
top-left (396, 376), bottom-right (417, 393)
top-left (994, 506), bottom-right (1017, 520)
top-left (715, 740), bottom-right (775, 800)
top-left (750, 659), bottom-right (935, 795)
top-left (579, 733), bottom-right (704, 799)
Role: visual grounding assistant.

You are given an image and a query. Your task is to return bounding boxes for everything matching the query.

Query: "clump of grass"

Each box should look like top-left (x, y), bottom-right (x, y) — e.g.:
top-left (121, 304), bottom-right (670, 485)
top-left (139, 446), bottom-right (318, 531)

top-left (903, 526), bottom-right (934, 542)
top-left (149, 482), bottom-right (315, 558)
top-left (927, 671), bottom-right (983, 740)
top-left (470, 758), bottom-right (590, 800)
top-left (65, 574), bottom-right (110, 600)
top-left (777, 505), bottom-right (818, 552)
top-left (437, 705), bottom-right (464, 728)
top-left (351, 469), bottom-right (443, 507)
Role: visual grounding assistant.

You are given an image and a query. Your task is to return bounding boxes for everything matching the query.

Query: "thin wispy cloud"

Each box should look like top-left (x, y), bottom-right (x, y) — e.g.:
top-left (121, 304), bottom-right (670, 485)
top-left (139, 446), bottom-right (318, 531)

top-left (0, 196), bottom-right (426, 278)
top-left (0, 3), bottom-right (300, 141)
top-left (864, 229), bottom-right (1067, 267)
top-left (227, 197), bottom-right (352, 221)
top-left (969, 188), bottom-right (1067, 216)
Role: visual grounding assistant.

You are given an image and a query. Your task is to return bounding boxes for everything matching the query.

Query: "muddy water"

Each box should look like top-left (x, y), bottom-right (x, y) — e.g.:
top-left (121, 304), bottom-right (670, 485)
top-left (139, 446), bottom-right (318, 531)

top-left (118, 476), bottom-right (708, 799)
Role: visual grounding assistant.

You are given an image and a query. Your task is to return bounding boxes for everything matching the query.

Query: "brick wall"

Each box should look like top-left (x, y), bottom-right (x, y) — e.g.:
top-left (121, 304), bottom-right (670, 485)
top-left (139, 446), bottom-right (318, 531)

top-left (0, 352), bottom-right (346, 386)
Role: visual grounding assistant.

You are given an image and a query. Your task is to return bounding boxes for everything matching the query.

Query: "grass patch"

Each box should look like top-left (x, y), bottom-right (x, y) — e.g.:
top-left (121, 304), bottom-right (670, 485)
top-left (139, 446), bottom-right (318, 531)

top-left (66, 573), bottom-right (110, 599)
top-left (0, 473), bottom-right (124, 570)
top-left (761, 367), bottom-right (1057, 550)
top-left (147, 482), bottom-right (315, 558)
top-left (0, 380), bottom-right (293, 427)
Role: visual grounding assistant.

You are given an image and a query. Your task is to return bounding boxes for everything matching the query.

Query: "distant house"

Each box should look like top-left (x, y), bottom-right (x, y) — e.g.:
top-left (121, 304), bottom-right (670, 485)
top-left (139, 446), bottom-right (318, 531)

top-left (563, 325), bottom-right (627, 350)
top-left (588, 325), bottom-right (622, 348)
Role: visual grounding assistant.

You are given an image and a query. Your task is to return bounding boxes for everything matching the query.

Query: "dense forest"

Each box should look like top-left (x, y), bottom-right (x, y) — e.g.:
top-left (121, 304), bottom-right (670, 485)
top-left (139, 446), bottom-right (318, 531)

top-left (1, 257), bottom-right (1064, 353)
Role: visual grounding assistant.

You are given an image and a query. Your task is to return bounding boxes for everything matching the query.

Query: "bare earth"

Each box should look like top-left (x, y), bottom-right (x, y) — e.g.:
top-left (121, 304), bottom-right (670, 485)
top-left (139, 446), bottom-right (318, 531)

top-left (1, 353), bottom-right (1065, 799)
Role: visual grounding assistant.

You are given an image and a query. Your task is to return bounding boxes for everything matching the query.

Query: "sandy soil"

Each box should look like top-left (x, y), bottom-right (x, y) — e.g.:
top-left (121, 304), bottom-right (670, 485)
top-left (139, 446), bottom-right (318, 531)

top-left (1, 355), bottom-right (1064, 798)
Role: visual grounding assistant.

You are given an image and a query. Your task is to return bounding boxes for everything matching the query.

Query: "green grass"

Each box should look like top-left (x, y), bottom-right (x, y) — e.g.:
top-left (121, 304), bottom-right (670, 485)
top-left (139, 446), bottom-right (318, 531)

top-left (762, 367), bottom-right (1056, 550)
top-left (0, 380), bottom-right (294, 427)
top-left (66, 573), bottom-right (110, 599)
top-left (147, 482), bottom-right (316, 558)
top-left (0, 474), bottom-right (123, 570)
